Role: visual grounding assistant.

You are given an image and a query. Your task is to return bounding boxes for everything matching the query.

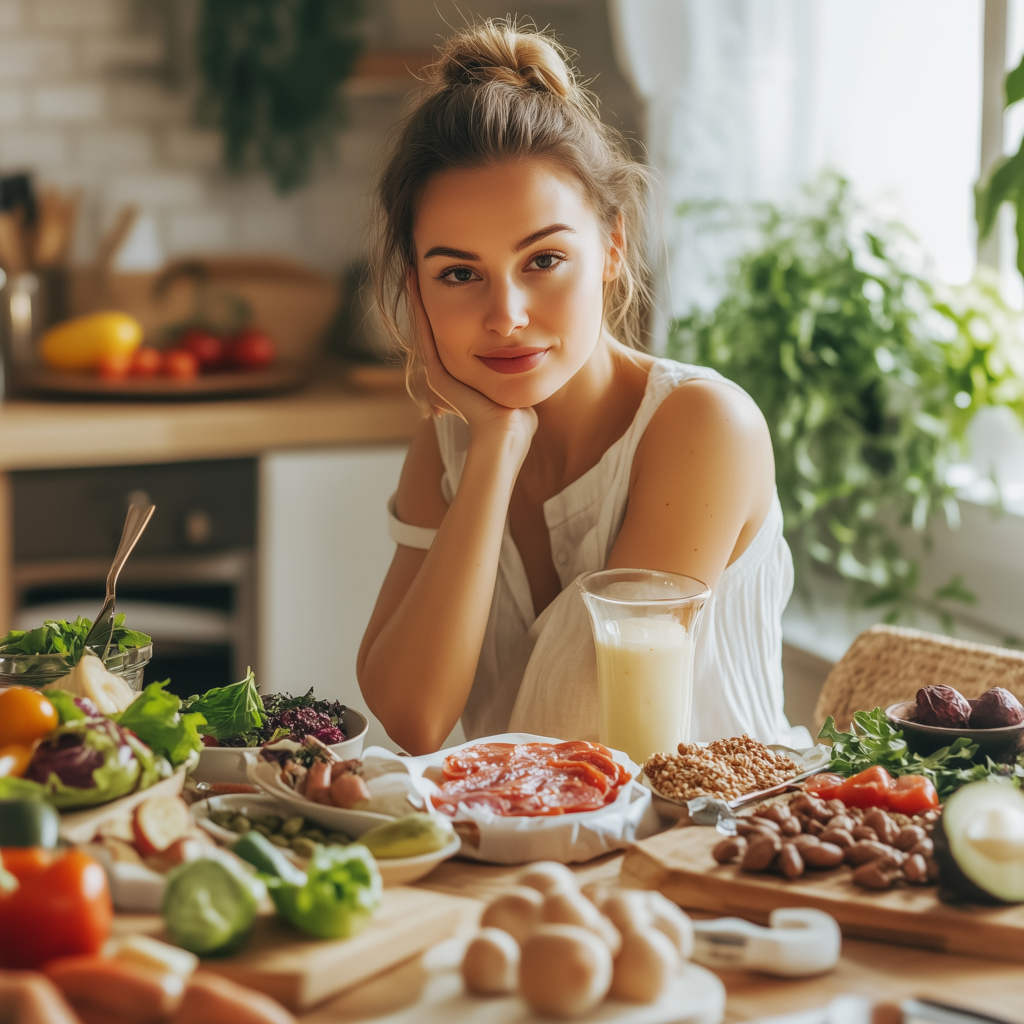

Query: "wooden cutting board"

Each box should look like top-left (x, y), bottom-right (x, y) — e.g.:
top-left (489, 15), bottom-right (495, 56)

top-left (195, 885), bottom-right (474, 1011)
top-left (621, 826), bottom-right (1024, 964)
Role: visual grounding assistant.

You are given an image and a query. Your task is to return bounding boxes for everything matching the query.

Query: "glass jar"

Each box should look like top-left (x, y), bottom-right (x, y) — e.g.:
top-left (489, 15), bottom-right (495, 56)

top-left (0, 643), bottom-right (153, 692)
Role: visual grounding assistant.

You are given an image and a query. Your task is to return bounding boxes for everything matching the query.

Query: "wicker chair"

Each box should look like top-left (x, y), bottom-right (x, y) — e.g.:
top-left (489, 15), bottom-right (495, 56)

top-left (813, 624), bottom-right (1024, 730)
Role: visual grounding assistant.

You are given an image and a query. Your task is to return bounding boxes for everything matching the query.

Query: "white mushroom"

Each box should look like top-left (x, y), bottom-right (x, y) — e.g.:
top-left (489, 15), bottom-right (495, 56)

top-left (480, 886), bottom-right (544, 945)
top-left (644, 892), bottom-right (694, 960)
top-left (597, 891), bottom-right (653, 936)
top-left (609, 928), bottom-right (679, 1004)
top-left (542, 891), bottom-right (621, 956)
top-left (461, 928), bottom-right (520, 996)
top-left (520, 924), bottom-right (612, 1019)
top-left (518, 861), bottom-right (578, 896)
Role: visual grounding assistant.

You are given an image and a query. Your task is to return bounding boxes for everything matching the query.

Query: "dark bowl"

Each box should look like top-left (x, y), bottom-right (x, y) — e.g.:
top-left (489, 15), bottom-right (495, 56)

top-left (886, 700), bottom-right (1024, 762)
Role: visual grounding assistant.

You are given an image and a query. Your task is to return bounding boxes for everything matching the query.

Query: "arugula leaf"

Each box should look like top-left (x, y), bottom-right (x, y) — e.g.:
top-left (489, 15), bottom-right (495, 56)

top-left (182, 668), bottom-right (264, 741)
top-left (117, 680), bottom-right (206, 767)
top-left (0, 615), bottom-right (151, 666)
top-left (818, 707), bottom-right (1007, 799)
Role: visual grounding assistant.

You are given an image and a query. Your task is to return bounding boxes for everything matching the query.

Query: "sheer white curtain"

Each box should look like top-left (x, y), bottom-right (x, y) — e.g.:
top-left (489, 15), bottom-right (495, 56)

top-left (608, 0), bottom-right (983, 347)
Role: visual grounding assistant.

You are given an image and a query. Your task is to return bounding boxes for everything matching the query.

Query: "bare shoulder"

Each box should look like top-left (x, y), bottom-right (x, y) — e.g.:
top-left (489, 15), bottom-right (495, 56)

top-left (394, 416), bottom-right (449, 530)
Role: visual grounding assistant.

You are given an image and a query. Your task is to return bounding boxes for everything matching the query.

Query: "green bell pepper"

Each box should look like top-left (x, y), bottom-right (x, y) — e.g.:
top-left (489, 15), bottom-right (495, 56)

top-left (268, 843), bottom-right (381, 940)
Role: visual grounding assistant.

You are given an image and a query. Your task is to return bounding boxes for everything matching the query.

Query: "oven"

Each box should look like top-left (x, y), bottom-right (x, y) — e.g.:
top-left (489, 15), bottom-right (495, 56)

top-left (10, 458), bottom-right (256, 697)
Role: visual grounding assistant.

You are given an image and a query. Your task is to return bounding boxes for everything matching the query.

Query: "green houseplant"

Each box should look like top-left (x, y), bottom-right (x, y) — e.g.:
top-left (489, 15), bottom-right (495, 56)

top-left (668, 174), bottom-right (1024, 622)
top-left (196, 0), bottom-right (364, 193)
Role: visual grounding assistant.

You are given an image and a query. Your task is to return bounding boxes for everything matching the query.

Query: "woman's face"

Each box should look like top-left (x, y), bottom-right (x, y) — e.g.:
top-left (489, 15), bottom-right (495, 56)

top-left (413, 159), bottom-right (622, 408)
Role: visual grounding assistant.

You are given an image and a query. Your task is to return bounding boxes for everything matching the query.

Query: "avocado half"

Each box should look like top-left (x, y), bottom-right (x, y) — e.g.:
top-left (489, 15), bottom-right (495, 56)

top-left (934, 780), bottom-right (1024, 905)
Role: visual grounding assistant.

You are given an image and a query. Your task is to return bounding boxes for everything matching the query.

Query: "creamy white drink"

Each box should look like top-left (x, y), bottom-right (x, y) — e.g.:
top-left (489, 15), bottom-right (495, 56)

top-left (594, 615), bottom-right (694, 764)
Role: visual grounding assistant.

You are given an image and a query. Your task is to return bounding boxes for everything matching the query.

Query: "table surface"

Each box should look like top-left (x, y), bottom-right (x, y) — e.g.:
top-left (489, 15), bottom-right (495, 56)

top-left (292, 853), bottom-right (1024, 1024)
top-left (0, 361), bottom-right (420, 472)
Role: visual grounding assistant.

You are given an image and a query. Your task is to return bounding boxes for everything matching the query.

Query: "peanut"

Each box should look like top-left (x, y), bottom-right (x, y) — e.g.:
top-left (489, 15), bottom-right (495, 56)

top-left (818, 827), bottom-right (854, 850)
top-left (894, 826), bottom-right (926, 852)
top-left (845, 840), bottom-right (893, 866)
top-left (852, 825), bottom-right (880, 843)
top-left (826, 815), bottom-right (855, 833)
top-left (741, 834), bottom-right (781, 872)
top-left (864, 810), bottom-right (900, 846)
top-left (759, 804), bottom-right (791, 824)
top-left (802, 842), bottom-right (846, 869)
top-left (903, 853), bottom-right (929, 884)
top-left (780, 817), bottom-right (802, 837)
top-left (852, 861), bottom-right (898, 890)
top-left (776, 845), bottom-right (805, 879)
top-left (747, 816), bottom-right (781, 834)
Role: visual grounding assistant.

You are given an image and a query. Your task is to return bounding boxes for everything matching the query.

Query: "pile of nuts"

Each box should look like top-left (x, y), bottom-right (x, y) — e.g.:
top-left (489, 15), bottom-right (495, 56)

top-left (712, 791), bottom-right (940, 891)
top-left (643, 736), bottom-right (800, 802)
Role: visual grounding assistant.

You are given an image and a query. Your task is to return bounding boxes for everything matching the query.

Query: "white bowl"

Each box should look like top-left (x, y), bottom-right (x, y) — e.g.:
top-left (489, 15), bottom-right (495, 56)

top-left (192, 792), bottom-right (461, 886)
top-left (191, 706), bottom-right (368, 784)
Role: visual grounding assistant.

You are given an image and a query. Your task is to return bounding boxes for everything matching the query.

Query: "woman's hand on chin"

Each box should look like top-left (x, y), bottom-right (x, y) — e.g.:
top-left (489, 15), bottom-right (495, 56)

top-left (408, 271), bottom-right (538, 456)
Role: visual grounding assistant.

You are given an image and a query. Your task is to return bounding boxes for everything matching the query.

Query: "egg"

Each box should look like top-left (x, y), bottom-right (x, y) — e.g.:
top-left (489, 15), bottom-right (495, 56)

top-left (520, 924), bottom-right (612, 1018)
top-left (461, 928), bottom-right (520, 996)
top-left (609, 928), bottom-right (679, 1004)
top-left (518, 861), bottom-right (578, 896)
top-left (645, 893), bottom-right (694, 960)
top-left (480, 886), bottom-right (544, 945)
top-left (597, 891), bottom-right (653, 936)
top-left (542, 891), bottom-right (622, 956)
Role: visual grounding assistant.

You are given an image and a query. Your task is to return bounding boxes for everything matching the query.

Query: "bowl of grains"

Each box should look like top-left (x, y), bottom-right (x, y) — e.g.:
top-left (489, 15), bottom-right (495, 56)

top-left (641, 736), bottom-right (831, 822)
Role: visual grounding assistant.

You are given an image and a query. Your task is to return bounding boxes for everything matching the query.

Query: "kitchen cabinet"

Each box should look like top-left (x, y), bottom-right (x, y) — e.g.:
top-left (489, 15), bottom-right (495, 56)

top-left (260, 444), bottom-right (466, 752)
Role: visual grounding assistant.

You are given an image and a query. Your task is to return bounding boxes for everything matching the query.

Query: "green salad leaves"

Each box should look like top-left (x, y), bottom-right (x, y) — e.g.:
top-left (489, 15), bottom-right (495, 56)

top-left (181, 668), bottom-right (264, 741)
top-left (819, 707), bottom-right (1024, 799)
top-left (117, 681), bottom-right (206, 768)
top-left (0, 614), bottom-right (151, 666)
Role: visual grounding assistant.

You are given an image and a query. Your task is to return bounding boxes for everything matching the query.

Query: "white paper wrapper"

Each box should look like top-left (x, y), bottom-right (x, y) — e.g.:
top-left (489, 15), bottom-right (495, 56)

top-left (362, 733), bottom-right (656, 865)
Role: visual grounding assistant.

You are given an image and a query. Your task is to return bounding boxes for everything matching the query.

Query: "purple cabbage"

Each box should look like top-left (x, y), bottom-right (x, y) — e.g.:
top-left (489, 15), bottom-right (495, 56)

top-left (311, 726), bottom-right (345, 744)
top-left (26, 718), bottom-right (136, 789)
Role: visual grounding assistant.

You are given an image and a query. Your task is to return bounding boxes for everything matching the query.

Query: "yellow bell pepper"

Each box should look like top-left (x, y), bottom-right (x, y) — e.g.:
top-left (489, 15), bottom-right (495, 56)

top-left (40, 311), bottom-right (143, 371)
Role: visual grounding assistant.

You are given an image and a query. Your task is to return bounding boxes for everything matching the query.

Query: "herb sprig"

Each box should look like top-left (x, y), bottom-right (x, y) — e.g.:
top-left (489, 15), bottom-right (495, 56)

top-left (0, 615), bottom-right (151, 667)
top-left (818, 707), bottom-right (1023, 799)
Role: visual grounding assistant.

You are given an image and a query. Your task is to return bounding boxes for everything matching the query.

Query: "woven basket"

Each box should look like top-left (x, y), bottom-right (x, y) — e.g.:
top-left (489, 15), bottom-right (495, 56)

top-left (813, 624), bottom-right (1024, 730)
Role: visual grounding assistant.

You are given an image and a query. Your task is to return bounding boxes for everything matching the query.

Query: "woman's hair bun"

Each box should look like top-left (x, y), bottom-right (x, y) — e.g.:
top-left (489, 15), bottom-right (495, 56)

top-left (428, 21), bottom-right (575, 99)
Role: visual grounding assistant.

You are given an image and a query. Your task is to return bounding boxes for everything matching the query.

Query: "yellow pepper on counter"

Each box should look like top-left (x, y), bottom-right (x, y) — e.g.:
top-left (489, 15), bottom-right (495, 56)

top-left (40, 312), bottom-right (143, 371)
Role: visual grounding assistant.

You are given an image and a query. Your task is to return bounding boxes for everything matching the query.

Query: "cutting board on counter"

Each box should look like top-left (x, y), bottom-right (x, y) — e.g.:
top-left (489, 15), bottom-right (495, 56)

top-left (621, 826), bottom-right (1024, 964)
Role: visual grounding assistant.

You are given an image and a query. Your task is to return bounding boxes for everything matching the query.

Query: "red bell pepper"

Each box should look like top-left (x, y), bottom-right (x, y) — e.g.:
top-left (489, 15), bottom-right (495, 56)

top-left (802, 772), bottom-right (846, 800)
top-left (836, 765), bottom-right (894, 808)
top-left (886, 774), bottom-right (939, 814)
top-left (0, 847), bottom-right (112, 969)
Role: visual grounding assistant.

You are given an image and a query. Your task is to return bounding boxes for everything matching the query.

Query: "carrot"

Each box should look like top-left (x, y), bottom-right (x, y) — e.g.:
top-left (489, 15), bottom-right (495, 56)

top-left (169, 972), bottom-right (295, 1024)
top-left (0, 969), bottom-right (81, 1024)
top-left (304, 762), bottom-right (332, 805)
top-left (45, 955), bottom-right (184, 1024)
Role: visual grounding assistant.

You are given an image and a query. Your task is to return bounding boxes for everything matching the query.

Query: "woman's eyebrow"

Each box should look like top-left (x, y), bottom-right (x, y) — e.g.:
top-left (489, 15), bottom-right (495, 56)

top-left (421, 224), bottom-right (576, 262)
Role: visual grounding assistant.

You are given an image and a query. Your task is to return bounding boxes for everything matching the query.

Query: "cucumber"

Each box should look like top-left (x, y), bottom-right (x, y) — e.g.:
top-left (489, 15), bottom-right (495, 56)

top-left (232, 830), bottom-right (307, 886)
top-left (0, 799), bottom-right (60, 849)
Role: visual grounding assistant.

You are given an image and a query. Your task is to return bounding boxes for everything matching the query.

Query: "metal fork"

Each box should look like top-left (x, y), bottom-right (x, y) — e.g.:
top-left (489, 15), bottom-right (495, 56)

top-left (83, 502), bottom-right (156, 661)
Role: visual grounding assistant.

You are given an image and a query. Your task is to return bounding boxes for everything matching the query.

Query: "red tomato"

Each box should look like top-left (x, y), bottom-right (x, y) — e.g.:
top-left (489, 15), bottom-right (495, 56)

top-left (226, 328), bottom-right (275, 371)
top-left (836, 766), bottom-right (894, 808)
top-left (179, 329), bottom-right (225, 370)
top-left (130, 346), bottom-right (163, 378)
top-left (162, 349), bottom-right (199, 380)
top-left (96, 352), bottom-right (131, 380)
top-left (887, 774), bottom-right (939, 814)
top-left (0, 848), bottom-right (112, 968)
top-left (802, 772), bottom-right (846, 800)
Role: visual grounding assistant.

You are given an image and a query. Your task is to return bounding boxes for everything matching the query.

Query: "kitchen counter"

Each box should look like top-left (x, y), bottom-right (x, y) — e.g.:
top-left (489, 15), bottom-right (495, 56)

top-left (0, 362), bottom-right (420, 472)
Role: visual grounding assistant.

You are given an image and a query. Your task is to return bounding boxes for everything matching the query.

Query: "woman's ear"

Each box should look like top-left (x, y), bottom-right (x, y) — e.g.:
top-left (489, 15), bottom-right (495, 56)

top-left (603, 211), bottom-right (626, 283)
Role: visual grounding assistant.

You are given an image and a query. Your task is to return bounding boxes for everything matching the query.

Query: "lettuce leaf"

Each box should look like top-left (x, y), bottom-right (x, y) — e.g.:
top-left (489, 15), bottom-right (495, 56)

top-left (183, 668), bottom-right (264, 740)
top-left (117, 680), bottom-right (205, 768)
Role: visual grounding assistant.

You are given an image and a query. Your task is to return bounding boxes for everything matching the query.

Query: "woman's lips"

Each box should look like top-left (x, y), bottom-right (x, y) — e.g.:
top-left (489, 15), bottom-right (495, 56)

top-left (476, 348), bottom-right (548, 375)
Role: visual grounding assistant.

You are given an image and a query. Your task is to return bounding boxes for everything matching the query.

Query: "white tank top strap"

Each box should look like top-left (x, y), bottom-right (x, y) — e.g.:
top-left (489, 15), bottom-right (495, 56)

top-left (386, 493), bottom-right (436, 550)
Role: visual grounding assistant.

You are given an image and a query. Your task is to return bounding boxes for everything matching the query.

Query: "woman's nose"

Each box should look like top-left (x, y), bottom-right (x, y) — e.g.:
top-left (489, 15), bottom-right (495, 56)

top-left (483, 280), bottom-right (529, 336)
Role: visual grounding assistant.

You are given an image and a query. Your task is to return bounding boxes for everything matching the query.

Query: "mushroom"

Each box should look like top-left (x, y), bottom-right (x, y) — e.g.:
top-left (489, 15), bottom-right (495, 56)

top-left (519, 925), bottom-right (612, 1018)
top-left (542, 891), bottom-right (621, 955)
top-left (480, 886), bottom-right (544, 945)
top-left (609, 928), bottom-right (679, 1003)
top-left (597, 891), bottom-right (653, 936)
top-left (644, 892), bottom-right (694, 960)
top-left (518, 861), bottom-right (578, 896)
top-left (461, 928), bottom-right (520, 996)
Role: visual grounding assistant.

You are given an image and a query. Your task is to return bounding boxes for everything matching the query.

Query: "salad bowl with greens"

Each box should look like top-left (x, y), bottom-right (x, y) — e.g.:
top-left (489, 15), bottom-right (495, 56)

top-left (185, 670), bottom-right (367, 784)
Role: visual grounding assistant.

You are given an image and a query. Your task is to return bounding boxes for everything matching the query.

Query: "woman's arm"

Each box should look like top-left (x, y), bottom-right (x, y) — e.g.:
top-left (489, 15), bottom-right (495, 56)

top-left (356, 276), bottom-right (536, 754)
top-left (607, 378), bottom-right (775, 586)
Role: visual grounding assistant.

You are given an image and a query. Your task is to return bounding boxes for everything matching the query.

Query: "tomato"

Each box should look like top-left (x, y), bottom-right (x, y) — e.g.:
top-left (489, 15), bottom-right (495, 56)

top-left (130, 346), bottom-right (163, 378)
top-left (0, 848), bottom-right (112, 968)
top-left (96, 351), bottom-right (132, 380)
top-left (0, 848), bottom-right (55, 877)
top-left (802, 772), bottom-right (846, 800)
top-left (0, 744), bottom-right (36, 778)
top-left (179, 329), bottom-right (225, 370)
top-left (226, 329), bottom-right (275, 371)
top-left (0, 687), bottom-right (58, 746)
top-left (162, 349), bottom-right (199, 380)
top-left (836, 766), bottom-right (894, 808)
top-left (887, 774), bottom-right (939, 814)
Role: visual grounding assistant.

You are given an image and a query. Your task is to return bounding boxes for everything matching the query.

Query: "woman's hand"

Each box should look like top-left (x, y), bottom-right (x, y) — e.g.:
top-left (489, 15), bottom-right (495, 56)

top-left (408, 271), bottom-right (538, 455)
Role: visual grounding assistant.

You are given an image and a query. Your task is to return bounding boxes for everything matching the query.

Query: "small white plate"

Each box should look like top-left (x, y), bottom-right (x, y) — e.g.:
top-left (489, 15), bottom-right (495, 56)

top-left (373, 834), bottom-right (463, 887)
top-left (191, 707), bottom-right (368, 784)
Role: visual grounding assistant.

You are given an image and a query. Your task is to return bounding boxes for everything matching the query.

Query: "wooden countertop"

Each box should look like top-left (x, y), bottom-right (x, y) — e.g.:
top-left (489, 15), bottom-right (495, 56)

top-left (0, 363), bottom-right (421, 472)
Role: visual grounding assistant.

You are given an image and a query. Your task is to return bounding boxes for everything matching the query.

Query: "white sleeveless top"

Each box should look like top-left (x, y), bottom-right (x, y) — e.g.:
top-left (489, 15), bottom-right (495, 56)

top-left (387, 359), bottom-right (797, 746)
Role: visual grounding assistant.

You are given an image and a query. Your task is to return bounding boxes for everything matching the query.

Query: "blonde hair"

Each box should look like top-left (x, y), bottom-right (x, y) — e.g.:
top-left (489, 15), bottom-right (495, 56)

top-left (371, 19), bottom-right (652, 405)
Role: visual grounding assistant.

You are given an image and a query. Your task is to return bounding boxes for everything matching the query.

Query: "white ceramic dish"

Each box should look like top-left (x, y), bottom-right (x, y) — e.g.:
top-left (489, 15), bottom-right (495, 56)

top-left (192, 792), bottom-right (461, 886)
top-left (191, 706), bottom-right (368, 784)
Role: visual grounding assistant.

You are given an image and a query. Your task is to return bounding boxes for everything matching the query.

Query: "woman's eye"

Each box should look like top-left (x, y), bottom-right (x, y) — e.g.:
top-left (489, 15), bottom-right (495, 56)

top-left (450, 267), bottom-right (475, 282)
top-left (528, 252), bottom-right (565, 271)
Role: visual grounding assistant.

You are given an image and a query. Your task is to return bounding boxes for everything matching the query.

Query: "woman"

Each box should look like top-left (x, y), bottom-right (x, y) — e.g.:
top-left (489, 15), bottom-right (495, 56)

top-left (357, 21), bottom-right (794, 755)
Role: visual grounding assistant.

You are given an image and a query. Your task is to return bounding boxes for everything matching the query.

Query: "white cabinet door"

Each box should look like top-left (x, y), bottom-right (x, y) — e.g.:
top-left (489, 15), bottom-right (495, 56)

top-left (259, 445), bottom-right (408, 751)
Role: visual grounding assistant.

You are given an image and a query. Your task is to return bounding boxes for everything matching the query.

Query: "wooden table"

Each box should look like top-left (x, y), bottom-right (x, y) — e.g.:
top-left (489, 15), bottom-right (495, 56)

top-left (294, 854), bottom-right (1024, 1024)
